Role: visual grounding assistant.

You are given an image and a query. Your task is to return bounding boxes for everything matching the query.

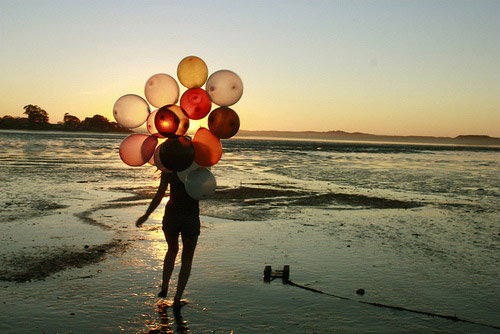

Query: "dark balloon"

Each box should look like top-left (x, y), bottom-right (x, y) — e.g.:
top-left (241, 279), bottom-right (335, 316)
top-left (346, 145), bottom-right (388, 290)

top-left (208, 107), bottom-right (240, 139)
top-left (166, 104), bottom-right (190, 137)
top-left (153, 144), bottom-right (170, 171)
top-left (180, 88), bottom-right (212, 120)
top-left (155, 106), bottom-right (180, 138)
top-left (158, 136), bottom-right (195, 172)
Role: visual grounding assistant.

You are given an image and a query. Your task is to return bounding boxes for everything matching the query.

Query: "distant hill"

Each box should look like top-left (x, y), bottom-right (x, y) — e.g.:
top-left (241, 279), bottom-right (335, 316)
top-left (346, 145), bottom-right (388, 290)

top-left (235, 130), bottom-right (500, 146)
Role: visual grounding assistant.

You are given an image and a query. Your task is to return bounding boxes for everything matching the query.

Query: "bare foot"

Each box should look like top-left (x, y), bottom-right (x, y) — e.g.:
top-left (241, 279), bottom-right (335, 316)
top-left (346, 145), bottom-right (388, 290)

top-left (158, 288), bottom-right (167, 298)
top-left (172, 298), bottom-right (187, 309)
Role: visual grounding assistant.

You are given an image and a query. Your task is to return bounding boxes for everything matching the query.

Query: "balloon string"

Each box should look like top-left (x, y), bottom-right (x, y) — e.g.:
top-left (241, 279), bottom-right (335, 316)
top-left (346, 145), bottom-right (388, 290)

top-left (286, 280), bottom-right (500, 331)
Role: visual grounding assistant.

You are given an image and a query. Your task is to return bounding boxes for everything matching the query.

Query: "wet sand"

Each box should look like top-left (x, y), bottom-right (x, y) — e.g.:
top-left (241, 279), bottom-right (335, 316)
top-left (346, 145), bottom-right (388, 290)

top-left (0, 184), bottom-right (423, 282)
top-left (1, 183), bottom-right (499, 333)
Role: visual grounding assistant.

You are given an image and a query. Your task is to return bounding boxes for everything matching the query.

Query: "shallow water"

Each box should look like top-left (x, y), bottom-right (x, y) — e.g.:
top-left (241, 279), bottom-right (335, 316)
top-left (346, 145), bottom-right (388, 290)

top-left (0, 129), bottom-right (499, 333)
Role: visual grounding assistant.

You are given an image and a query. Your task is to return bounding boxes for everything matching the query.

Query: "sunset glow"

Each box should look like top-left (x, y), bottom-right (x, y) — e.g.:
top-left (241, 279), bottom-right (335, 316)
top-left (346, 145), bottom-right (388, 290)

top-left (0, 1), bottom-right (498, 137)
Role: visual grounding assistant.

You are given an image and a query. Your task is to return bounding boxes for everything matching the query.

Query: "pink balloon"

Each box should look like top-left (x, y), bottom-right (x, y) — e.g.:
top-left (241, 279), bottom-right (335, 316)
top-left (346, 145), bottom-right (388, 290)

top-left (180, 88), bottom-right (212, 120)
top-left (146, 109), bottom-right (165, 138)
top-left (119, 134), bottom-right (158, 167)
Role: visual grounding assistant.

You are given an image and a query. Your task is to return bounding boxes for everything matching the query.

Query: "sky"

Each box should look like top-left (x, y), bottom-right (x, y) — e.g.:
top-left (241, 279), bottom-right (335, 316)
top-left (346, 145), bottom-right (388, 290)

top-left (0, 0), bottom-right (499, 137)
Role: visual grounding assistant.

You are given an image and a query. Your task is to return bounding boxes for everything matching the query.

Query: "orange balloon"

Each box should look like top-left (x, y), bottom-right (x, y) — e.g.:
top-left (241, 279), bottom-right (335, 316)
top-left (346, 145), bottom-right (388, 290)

top-left (167, 104), bottom-right (190, 137)
top-left (192, 128), bottom-right (222, 167)
top-left (208, 107), bottom-right (240, 139)
top-left (155, 106), bottom-right (179, 138)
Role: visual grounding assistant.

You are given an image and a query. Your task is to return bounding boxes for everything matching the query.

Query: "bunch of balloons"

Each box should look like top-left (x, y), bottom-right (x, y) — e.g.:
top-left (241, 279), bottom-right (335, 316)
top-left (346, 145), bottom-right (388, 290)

top-left (113, 56), bottom-right (242, 200)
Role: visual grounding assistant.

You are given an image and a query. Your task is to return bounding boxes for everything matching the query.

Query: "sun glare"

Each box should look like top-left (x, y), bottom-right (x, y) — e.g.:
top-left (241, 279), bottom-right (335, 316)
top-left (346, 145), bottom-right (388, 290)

top-left (187, 118), bottom-right (209, 135)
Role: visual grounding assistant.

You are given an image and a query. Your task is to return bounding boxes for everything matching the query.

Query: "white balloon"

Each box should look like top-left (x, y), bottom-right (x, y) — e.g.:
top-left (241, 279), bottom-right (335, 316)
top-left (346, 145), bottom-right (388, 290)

top-left (145, 73), bottom-right (180, 108)
top-left (177, 161), bottom-right (202, 183)
top-left (205, 70), bottom-right (243, 107)
top-left (185, 167), bottom-right (216, 200)
top-left (113, 94), bottom-right (150, 128)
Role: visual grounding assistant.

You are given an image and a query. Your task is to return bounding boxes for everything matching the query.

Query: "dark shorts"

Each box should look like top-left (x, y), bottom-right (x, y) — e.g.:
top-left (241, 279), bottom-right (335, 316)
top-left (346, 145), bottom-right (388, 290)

top-left (162, 214), bottom-right (200, 239)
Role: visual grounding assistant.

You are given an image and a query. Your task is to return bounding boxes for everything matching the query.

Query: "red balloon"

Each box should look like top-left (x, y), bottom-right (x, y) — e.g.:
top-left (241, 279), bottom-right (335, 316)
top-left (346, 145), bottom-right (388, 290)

top-left (180, 88), bottom-right (212, 120)
top-left (119, 134), bottom-right (158, 167)
top-left (158, 136), bottom-right (195, 172)
top-left (208, 107), bottom-right (240, 139)
top-left (155, 106), bottom-right (180, 138)
top-left (192, 127), bottom-right (222, 167)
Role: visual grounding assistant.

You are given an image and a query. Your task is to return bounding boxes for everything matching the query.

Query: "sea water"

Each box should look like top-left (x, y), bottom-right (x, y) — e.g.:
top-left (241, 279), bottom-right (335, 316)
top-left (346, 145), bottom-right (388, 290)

top-left (0, 129), bottom-right (499, 333)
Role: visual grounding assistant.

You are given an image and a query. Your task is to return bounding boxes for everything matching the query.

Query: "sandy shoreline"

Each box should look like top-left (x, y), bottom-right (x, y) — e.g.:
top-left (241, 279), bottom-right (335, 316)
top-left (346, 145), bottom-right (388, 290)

top-left (1, 183), bottom-right (499, 333)
top-left (0, 184), bottom-right (425, 283)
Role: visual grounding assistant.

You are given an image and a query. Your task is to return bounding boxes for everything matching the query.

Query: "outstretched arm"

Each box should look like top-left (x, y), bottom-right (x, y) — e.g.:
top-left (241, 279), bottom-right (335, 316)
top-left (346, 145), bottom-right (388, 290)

top-left (136, 172), bottom-right (171, 227)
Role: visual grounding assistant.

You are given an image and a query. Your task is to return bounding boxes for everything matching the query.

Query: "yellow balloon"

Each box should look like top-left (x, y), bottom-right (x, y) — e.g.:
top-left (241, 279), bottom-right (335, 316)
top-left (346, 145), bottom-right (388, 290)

top-left (177, 56), bottom-right (209, 89)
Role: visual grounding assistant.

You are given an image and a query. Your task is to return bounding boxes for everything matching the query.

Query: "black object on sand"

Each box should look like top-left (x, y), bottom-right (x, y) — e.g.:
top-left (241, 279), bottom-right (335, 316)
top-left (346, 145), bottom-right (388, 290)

top-left (263, 265), bottom-right (290, 284)
top-left (264, 266), bottom-right (500, 331)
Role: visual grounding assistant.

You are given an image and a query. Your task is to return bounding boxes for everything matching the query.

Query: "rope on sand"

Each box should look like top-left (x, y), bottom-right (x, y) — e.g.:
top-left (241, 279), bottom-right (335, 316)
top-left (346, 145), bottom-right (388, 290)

top-left (287, 280), bottom-right (500, 331)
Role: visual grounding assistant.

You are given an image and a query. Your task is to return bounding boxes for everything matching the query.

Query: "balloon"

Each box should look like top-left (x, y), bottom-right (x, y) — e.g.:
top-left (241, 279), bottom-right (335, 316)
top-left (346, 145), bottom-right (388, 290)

top-left (166, 104), bottom-right (190, 137)
top-left (192, 127), bottom-right (222, 167)
top-left (180, 88), bottom-right (212, 120)
top-left (185, 167), bottom-right (216, 200)
top-left (146, 109), bottom-right (164, 138)
top-left (158, 136), bottom-right (195, 172)
top-left (145, 73), bottom-right (180, 108)
top-left (119, 134), bottom-right (158, 167)
top-left (155, 106), bottom-right (180, 138)
top-left (177, 161), bottom-right (204, 183)
top-left (113, 94), bottom-right (150, 128)
top-left (153, 145), bottom-right (170, 171)
top-left (205, 70), bottom-right (243, 107)
top-left (177, 56), bottom-right (208, 89)
top-left (208, 107), bottom-right (240, 139)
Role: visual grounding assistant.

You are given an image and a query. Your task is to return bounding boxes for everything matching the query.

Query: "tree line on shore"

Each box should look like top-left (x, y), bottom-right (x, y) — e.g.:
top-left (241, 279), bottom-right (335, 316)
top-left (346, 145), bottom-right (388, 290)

top-left (0, 104), bottom-right (132, 133)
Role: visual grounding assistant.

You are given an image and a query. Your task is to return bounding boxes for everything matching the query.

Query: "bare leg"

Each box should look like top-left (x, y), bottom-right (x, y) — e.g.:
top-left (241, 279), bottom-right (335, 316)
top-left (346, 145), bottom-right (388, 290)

top-left (174, 235), bottom-right (198, 303)
top-left (159, 232), bottom-right (179, 297)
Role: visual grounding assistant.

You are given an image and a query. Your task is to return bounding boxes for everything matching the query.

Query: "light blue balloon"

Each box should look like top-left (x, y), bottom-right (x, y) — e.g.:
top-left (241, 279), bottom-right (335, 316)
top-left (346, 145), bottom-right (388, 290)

top-left (185, 167), bottom-right (216, 200)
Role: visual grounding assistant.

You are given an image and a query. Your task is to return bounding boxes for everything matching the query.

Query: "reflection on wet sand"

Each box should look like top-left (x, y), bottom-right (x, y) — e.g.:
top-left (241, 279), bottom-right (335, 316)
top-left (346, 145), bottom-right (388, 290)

top-left (149, 302), bottom-right (189, 334)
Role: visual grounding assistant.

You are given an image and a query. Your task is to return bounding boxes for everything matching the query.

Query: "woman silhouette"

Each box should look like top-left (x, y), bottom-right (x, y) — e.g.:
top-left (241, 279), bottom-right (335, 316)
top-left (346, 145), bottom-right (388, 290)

top-left (136, 171), bottom-right (200, 305)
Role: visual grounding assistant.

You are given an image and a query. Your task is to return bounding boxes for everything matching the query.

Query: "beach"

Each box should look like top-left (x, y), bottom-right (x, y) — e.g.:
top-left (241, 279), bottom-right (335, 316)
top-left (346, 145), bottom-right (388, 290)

top-left (1, 130), bottom-right (499, 333)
